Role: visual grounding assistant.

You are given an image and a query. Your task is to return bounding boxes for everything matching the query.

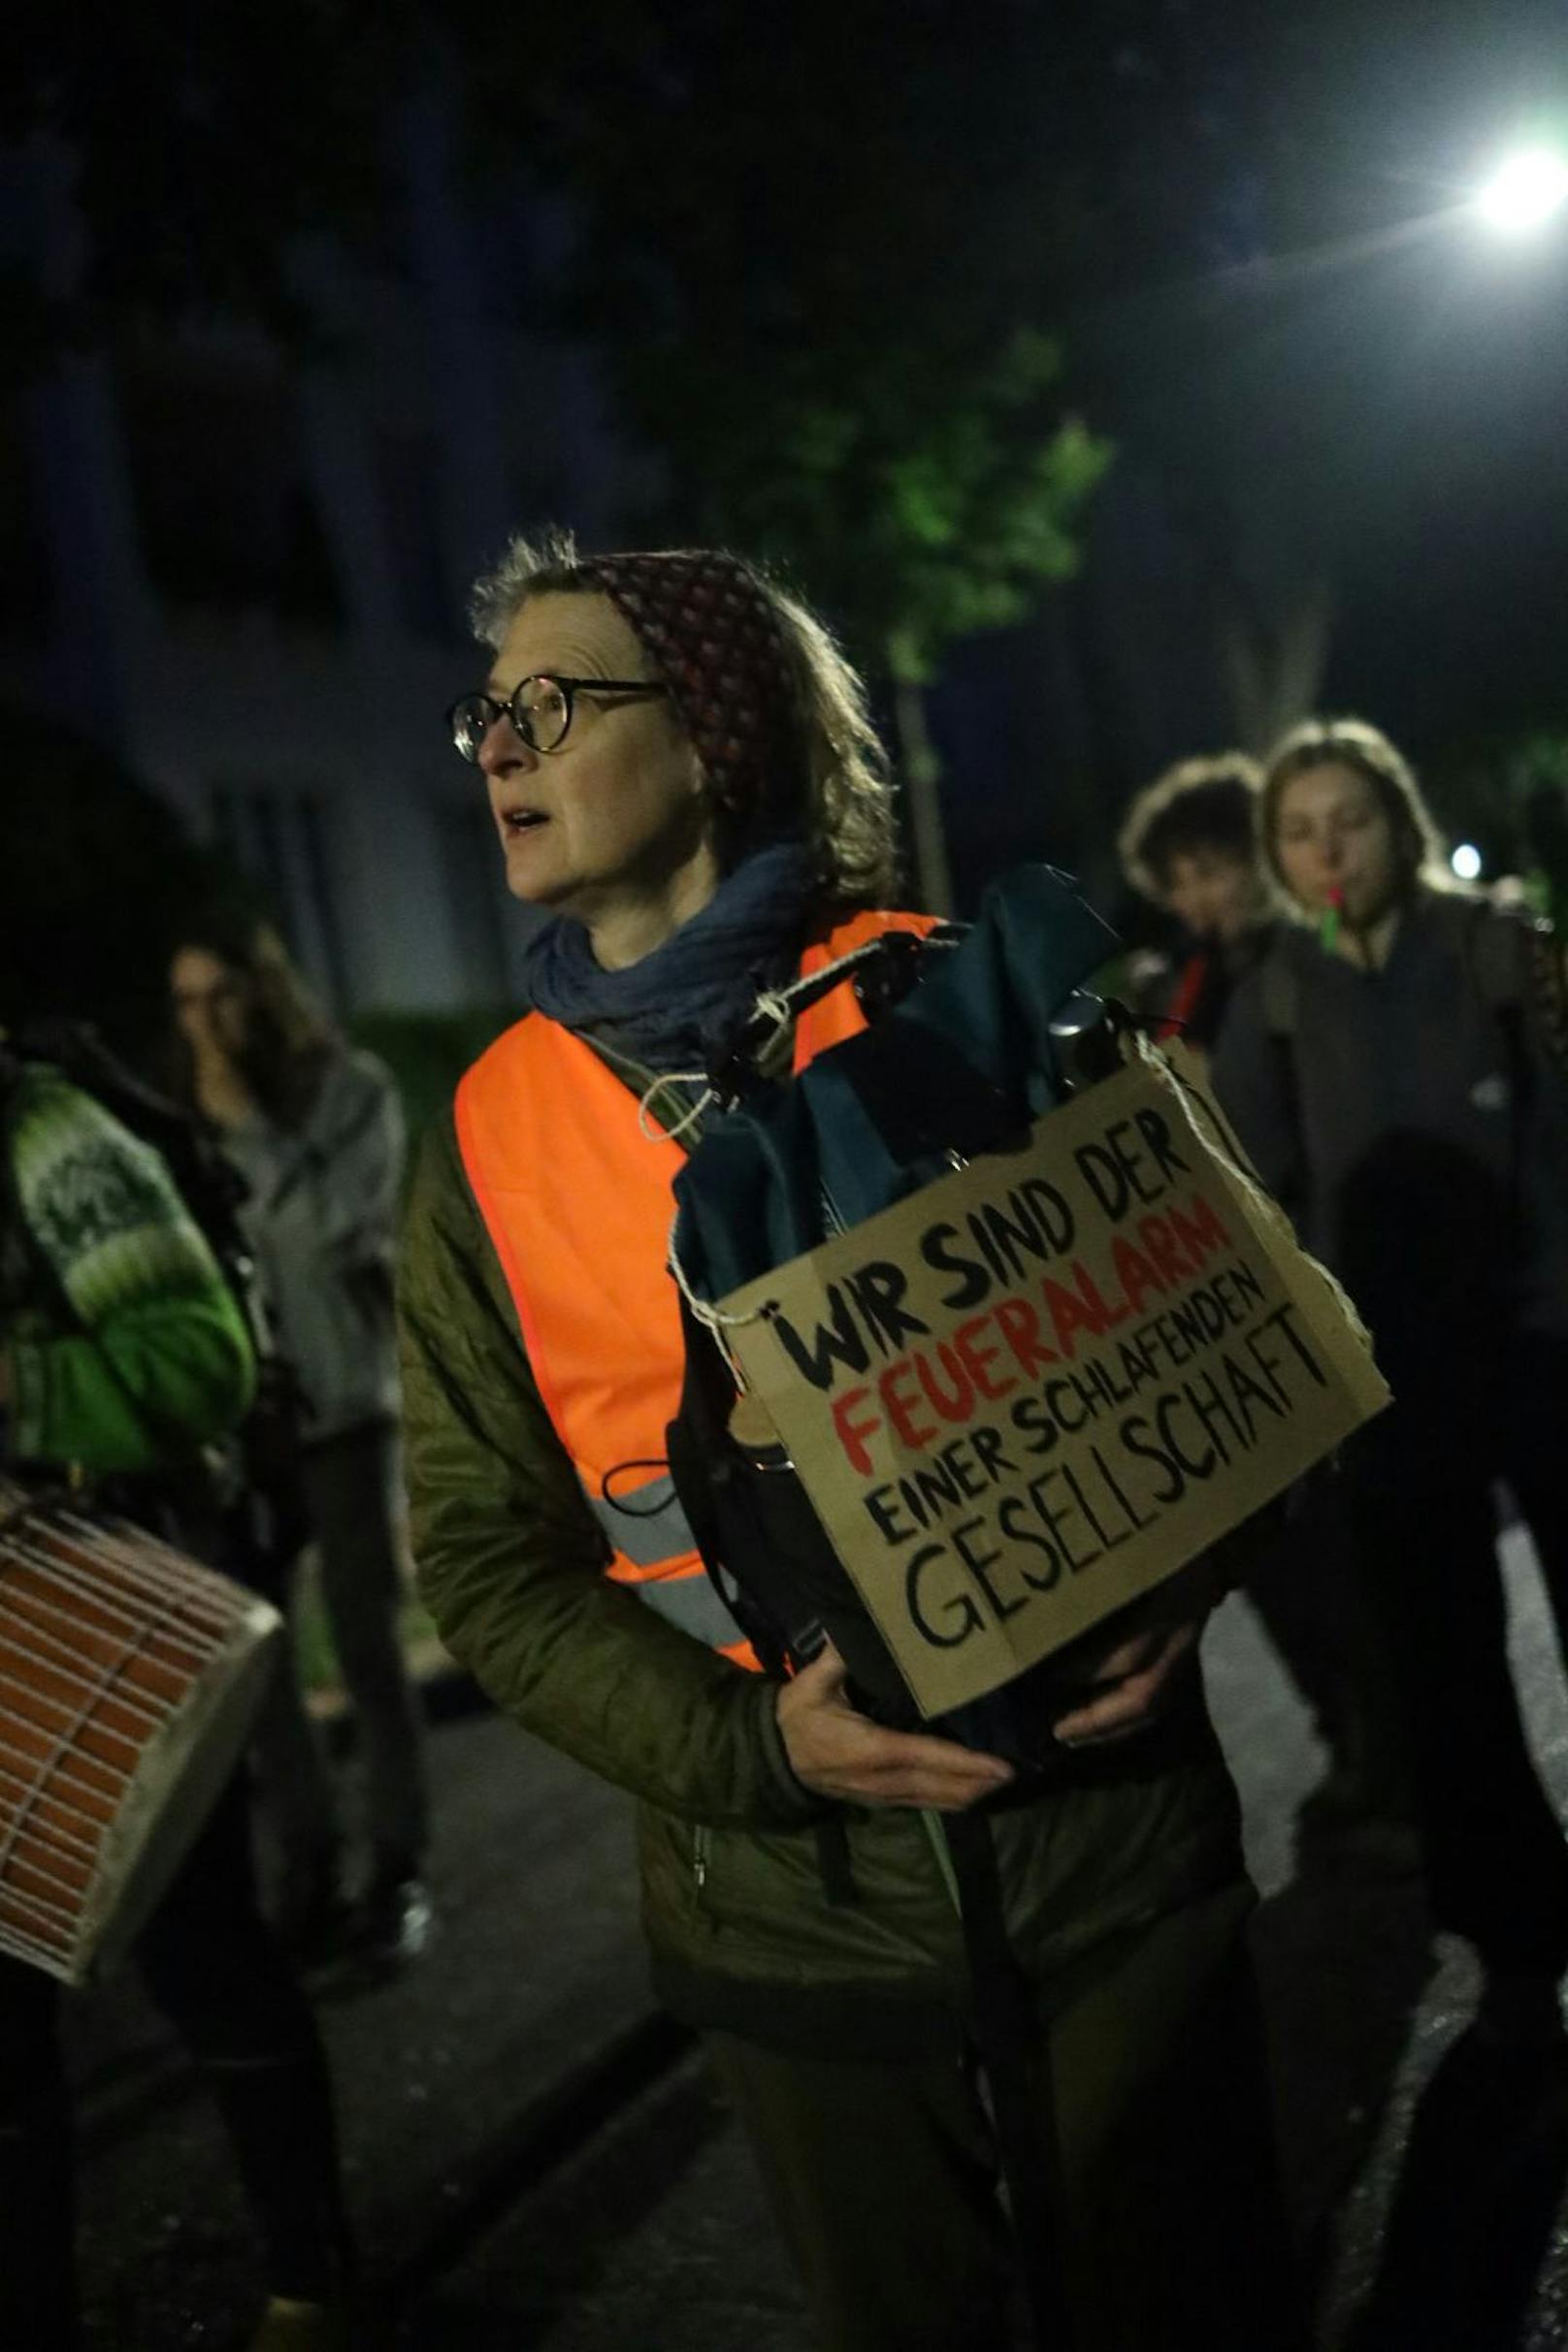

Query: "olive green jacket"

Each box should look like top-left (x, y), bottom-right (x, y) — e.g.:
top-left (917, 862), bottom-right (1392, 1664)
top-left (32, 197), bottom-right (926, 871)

top-left (398, 1092), bottom-right (1248, 2054)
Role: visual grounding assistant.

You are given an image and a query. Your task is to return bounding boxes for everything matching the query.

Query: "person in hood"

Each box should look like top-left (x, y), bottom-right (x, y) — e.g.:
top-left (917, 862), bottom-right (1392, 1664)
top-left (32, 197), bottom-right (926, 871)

top-left (1214, 715), bottom-right (1568, 2049)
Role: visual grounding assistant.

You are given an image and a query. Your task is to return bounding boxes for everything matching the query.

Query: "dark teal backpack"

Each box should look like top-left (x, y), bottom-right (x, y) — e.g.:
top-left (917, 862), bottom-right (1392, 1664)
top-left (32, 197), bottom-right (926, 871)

top-left (665, 865), bottom-right (1140, 1769)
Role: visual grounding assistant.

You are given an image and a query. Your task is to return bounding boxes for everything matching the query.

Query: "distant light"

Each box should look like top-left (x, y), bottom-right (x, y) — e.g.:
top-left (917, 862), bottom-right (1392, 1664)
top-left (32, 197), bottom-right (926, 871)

top-left (1452, 842), bottom-right (1484, 881)
top-left (1476, 147), bottom-right (1568, 234)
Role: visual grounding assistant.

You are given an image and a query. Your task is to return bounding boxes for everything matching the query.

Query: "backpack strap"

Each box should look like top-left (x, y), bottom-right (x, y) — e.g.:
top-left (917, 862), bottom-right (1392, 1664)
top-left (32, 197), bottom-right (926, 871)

top-left (706, 922), bottom-right (963, 1108)
top-left (941, 1809), bottom-right (1076, 2351)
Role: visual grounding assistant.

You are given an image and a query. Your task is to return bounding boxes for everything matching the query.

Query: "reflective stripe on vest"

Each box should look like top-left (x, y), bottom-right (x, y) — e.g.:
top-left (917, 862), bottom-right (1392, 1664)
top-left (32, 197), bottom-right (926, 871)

top-left (454, 908), bottom-right (937, 1669)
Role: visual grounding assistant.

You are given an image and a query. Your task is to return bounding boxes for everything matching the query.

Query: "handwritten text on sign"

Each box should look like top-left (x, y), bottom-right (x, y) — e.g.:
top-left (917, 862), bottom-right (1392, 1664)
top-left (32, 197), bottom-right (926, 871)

top-left (720, 1054), bottom-right (1388, 1718)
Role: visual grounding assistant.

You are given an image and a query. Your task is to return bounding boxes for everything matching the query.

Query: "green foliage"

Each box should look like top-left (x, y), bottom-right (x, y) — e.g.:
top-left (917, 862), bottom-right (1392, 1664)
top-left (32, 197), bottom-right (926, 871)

top-left (469, 2), bottom-right (1113, 680)
top-left (349, 1006), bottom-right (511, 1168)
top-left (1424, 728), bottom-right (1568, 927)
top-left (8, 4), bottom-right (1114, 688)
top-left (1499, 735), bottom-right (1568, 929)
top-left (1504, 734), bottom-right (1568, 800)
top-left (660, 329), bottom-right (1110, 684)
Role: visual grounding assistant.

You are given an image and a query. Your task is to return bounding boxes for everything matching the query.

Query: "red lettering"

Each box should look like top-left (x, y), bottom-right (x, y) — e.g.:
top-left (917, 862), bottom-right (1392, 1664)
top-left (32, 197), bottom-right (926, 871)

top-left (1110, 1233), bottom-right (1167, 1318)
top-left (1168, 1190), bottom-right (1232, 1265)
top-left (994, 1295), bottom-right (1059, 1378)
top-left (832, 1386), bottom-right (882, 1476)
top-left (1138, 1214), bottom-right (1192, 1289)
top-left (880, 1358), bottom-right (937, 1452)
top-left (954, 1316), bottom-right (1017, 1404)
top-left (1075, 1263), bottom-right (1128, 1329)
top-left (915, 1340), bottom-right (977, 1425)
top-left (1043, 1274), bottom-right (1101, 1360)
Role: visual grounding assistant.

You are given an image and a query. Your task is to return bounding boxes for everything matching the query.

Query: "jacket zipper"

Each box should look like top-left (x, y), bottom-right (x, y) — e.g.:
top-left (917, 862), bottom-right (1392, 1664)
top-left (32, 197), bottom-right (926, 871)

top-left (692, 1823), bottom-right (711, 1899)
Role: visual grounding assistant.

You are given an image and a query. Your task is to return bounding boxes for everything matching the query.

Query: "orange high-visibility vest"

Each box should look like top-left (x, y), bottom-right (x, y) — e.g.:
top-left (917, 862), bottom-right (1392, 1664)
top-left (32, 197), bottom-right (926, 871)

top-left (454, 908), bottom-right (937, 1668)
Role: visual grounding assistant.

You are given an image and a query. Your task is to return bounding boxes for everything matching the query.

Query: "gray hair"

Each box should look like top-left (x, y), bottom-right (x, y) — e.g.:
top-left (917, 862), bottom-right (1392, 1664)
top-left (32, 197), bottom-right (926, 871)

top-left (467, 528), bottom-right (900, 905)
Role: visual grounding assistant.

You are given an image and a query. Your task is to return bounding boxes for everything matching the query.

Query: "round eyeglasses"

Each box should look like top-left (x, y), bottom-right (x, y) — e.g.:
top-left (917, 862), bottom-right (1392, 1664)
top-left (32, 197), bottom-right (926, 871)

top-left (446, 673), bottom-right (668, 764)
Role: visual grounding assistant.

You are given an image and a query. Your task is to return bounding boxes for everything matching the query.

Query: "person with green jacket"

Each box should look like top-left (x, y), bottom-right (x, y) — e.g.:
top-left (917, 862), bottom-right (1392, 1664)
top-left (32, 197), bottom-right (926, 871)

top-left (399, 533), bottom-right (1295, 2351)
top-left (0, 1055), bottom-right (257, 1474)
top-left (0, 1048), bottom-right (352, 2352)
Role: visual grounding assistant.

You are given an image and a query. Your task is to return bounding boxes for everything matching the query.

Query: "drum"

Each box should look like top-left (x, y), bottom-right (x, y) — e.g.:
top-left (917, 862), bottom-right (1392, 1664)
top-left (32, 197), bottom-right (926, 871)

top-left (0, 1481), bottom-right (281, 1985)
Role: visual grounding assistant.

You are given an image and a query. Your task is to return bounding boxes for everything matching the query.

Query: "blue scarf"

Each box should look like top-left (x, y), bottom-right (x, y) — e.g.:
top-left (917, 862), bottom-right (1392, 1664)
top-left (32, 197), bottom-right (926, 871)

top-left (521, 841), bottom-right (818, 1072)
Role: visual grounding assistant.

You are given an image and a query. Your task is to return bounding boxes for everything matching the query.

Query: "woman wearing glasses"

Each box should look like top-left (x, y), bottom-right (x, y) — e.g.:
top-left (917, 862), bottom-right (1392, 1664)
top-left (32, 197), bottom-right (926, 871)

top-left (401, 534), bottom-right (1293, 2351)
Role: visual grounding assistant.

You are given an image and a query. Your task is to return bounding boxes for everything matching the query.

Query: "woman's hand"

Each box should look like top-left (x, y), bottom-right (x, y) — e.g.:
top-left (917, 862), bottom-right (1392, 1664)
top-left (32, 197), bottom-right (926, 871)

top-left (1049, 1617), bottom-right (1201, 1747)
top-left (1048, 1561), bottom-right (1220, 1747)
top-left (776, 1643), bottom-right (1013, 1812)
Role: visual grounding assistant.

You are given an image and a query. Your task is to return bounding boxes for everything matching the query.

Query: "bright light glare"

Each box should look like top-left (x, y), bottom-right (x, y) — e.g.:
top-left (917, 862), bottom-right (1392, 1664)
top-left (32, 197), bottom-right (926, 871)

top-left (1476, 147), bottom-right (1568, 234)
top-left (1452, 842), bottom-right (1484, 881)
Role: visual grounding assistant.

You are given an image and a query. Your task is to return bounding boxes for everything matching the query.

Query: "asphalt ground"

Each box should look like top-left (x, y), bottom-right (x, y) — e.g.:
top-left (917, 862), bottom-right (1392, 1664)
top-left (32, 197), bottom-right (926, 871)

top-left (63, 1523), bottom-right (1568, 2350)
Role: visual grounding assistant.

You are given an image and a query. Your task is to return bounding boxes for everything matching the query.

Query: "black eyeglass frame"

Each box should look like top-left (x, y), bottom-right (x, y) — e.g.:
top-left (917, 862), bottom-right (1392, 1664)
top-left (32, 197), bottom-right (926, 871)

top-left (445, 674), bottom-right (668, 762)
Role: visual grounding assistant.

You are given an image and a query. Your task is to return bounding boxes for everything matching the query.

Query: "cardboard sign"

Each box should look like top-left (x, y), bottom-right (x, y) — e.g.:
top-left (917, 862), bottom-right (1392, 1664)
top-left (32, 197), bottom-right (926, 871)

top-left (719, 1043), bottom-right (1388, 1719)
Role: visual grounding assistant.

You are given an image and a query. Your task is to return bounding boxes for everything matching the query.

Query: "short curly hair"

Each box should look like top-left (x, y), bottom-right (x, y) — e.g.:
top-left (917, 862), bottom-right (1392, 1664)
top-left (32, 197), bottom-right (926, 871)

top-left (1118, 755), bottom-right (1263, 903)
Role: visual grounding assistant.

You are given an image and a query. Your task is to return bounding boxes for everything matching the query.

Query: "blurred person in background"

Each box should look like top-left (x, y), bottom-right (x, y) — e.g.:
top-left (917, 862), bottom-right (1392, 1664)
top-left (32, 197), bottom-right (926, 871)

top-left (1117, 753), bottom-right (1274, 1062)
top-left (0, 1033), bottom-right (352, 2352)
top-left (170, 923), bottom-right (431, 1971)
top-left (1214, 716), bottom-right (1568, 2050)
top-left (1121, 752), bottom-right (1410, 1866)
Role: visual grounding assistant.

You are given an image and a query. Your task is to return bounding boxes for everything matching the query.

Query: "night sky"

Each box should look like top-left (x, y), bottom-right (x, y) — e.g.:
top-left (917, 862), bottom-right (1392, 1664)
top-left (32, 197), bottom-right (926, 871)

top-left (5, 2), bottom-right (1568, 935)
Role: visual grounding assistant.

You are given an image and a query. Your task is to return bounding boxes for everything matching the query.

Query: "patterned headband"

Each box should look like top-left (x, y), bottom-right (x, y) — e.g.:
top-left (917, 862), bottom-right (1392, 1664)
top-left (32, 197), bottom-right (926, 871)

top-left (579, 550), bottom-right (800, 818)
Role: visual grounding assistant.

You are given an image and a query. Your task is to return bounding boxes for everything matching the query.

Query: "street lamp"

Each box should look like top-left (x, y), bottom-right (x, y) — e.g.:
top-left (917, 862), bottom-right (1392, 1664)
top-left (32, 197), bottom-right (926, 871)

top-left (1475, 146), bottom-right (1568, 235)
